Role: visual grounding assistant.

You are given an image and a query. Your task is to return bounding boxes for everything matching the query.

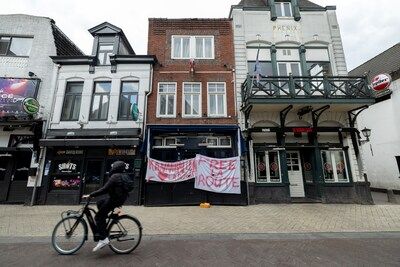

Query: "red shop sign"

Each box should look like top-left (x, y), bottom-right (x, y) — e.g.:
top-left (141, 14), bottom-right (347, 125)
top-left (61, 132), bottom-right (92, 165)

top-left (293, 127), bottom-right (313, 133)
top-left (371, 73), bottom-right (392, 91)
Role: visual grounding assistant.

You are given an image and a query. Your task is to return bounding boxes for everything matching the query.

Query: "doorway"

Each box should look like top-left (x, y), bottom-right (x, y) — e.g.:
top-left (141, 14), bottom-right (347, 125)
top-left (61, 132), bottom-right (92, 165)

top-left (81, 159), bottom-right (104, 197)
top-left (287, 151), bottom-right (305, 198)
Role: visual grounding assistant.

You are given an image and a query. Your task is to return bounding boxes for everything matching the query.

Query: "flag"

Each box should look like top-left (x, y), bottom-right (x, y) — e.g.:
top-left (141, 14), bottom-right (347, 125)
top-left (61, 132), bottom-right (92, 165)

top-left (254, 48), bottom-right (262, 83)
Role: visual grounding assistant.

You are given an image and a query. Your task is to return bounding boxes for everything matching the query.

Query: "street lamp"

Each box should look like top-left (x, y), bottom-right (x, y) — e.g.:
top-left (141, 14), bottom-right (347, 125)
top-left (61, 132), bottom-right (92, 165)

top-left (361, 127), bottom-right (372, 142)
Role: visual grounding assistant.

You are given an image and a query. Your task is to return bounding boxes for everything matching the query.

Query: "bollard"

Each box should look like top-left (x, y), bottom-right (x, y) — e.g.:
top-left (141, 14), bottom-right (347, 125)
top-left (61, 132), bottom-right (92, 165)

top-left (387, 189), bottom-right (398, 204)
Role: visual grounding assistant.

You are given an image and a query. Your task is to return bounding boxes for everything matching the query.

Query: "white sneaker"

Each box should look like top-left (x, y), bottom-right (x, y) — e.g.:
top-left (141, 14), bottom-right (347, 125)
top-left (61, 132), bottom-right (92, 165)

top-left (92, 238), bottom-right (110, 252)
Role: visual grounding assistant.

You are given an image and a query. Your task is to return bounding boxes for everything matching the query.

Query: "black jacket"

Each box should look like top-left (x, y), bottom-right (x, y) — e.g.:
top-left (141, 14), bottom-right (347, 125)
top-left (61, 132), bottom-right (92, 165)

top-left (89, 161), bottom-right (129, 205)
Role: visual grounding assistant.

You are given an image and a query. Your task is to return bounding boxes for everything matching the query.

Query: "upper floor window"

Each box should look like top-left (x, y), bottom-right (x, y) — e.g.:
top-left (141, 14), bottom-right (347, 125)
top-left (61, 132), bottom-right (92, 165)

top-left (275, 2), bottom-right (292, 17)
top-left (247, 48), bottom-right (273, 77)
top-left (97, 43), bottom-right (113, 65)
top-left (183, 83), bottom-right (201, 117)
top-left (90, 81), bottom-right (111, 121)
top-left (207, 82), bottom-right (226, 117)
top-left (0, 36), bottom-right (33, 57)
top-left (172, 36), bottom-right (214, 59)
top-left (306, 48), bottom-right (331, 76)
top-left (61, 82), bottom-right (83, 121)
top-left (118, 81), bottom-right (139, 120)
top-left (157, 83), bottom-right (176, 117)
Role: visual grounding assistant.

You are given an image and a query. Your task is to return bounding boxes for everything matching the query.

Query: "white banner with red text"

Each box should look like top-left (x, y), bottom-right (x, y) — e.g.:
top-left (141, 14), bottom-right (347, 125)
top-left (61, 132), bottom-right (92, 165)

top-left (145, 155), bottom-right (241, 194)
top-left (194, 155), bottom-right (241, 194)
top-left (145, 158), bottom-right (196, 183)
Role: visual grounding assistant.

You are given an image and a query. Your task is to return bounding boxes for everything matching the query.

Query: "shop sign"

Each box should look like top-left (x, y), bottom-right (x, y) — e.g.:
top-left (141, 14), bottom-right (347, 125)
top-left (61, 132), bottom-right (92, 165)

top-left (22, 98), bottom-right (40, 115)
top-left (0, 78), bottom-right (38, 118)
top-left (108, 148), bottom-right (136, 156)
top-left (371, 73), bottom-right (391, 91)
top-left (58, 162), bottom-right (77, 173)
top-left (293, 127), bottom-right (313, 133)
top-left (56, 150), bottom-right (84, 156)
top-left (195, 155), bottom-right (241, 194)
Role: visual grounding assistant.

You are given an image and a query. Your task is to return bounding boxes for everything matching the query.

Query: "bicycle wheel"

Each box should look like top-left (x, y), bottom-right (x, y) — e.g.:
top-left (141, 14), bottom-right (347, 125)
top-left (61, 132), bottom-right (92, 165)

top-left (108, 215), bottom-right (142, 254)
top-left (51, 216), bottom-right (87, 255)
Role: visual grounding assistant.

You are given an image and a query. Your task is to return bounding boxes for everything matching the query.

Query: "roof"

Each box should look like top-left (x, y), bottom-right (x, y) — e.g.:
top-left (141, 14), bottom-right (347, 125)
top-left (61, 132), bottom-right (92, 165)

top-left (51, 22), bottom-right (83, 56)
top-left (236, 0), bottom-right (323, 8)
top-left (349, 43), bottom-right (400, 80)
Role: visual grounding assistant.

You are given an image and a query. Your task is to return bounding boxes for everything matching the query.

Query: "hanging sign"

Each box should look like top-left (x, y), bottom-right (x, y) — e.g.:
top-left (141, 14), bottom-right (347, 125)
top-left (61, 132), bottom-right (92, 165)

top-left (146, 158), bottom-right (196, 183)
top-left (371, 73), bottom-right (392, 91)
top-left (22, 98), bottom-right (40, 115)
top-left (195, 155), bottom-right (241, 194)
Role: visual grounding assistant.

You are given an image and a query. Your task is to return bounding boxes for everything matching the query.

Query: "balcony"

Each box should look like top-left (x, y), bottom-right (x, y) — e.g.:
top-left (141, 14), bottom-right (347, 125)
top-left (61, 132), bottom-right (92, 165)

top-left (241, 75), bottom-right (375, 109)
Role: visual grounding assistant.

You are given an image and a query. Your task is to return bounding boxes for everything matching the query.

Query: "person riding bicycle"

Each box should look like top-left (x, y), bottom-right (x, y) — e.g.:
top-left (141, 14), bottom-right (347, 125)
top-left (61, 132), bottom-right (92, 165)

top-left (82, 161), bottom-right (130, 252)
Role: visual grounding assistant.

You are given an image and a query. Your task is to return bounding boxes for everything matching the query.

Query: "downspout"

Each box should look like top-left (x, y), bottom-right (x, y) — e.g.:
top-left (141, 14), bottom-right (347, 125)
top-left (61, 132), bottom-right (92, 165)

top-left (31, 63), bottom-right (61, 206)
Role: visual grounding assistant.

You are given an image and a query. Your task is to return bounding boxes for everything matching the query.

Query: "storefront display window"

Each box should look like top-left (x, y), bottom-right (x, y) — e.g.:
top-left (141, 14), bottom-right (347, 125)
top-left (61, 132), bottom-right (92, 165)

top-left (52, 176), bottom-right (81, 190)
top-left (321, 150), bottom-right (349, 183)
top-left (50, 159), bottom-right (82, 190)
top-left (255, 151), bottom-right (281, 183)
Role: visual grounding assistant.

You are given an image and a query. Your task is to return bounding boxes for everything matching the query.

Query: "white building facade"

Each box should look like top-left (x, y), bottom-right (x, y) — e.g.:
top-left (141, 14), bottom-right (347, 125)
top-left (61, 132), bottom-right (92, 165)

top-left (230, 0), bottom-right (375, 203)
top-left (0, 14), bottom-right (82, 204)
top-left (39, 22), bottom-right (155, 205)
top-left (350, 43), bottom-right (400, 192)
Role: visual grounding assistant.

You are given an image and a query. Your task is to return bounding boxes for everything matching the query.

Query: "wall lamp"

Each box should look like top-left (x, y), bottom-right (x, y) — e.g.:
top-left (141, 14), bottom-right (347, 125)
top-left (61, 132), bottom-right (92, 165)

top-left (360, 127), bottom-right (372, 144)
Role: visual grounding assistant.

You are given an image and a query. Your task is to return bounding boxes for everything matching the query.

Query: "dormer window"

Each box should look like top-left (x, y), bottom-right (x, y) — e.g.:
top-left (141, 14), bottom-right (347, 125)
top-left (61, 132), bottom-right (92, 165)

top-left (97, 43), bottom-right (113, 65)
top-left (275, 2), bottom-right (292, 17)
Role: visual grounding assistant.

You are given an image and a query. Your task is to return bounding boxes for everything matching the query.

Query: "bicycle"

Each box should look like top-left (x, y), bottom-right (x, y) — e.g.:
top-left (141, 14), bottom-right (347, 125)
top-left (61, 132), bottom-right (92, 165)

top-left (51, 198), bottom-right (142, 255)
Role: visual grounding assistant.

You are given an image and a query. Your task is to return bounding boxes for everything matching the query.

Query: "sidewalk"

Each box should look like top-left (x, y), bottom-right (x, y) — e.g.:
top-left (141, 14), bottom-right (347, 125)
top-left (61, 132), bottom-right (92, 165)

top-left (1, 203), bottom-right (400, 238)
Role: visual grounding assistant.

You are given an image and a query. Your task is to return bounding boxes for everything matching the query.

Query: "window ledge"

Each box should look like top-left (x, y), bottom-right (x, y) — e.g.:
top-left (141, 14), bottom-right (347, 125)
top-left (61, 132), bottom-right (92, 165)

top-left (323, 182), bottom-right (353, 187)
top-left (254, 183), bottom-right (287, 187)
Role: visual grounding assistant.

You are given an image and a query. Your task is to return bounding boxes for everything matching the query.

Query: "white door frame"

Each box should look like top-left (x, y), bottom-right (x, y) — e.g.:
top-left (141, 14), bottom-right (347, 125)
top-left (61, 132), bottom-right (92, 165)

top-left (287, 151), bottom-right (305, 198)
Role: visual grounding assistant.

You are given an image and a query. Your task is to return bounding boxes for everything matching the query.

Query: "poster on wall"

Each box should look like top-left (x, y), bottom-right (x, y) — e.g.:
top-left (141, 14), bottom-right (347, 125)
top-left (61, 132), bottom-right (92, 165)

top-left (146, 158), bottom-right (196, 183)
top-left (0, 78), bottom-right (39, 118)
top-left (195, 155), bottom-right (241, 194)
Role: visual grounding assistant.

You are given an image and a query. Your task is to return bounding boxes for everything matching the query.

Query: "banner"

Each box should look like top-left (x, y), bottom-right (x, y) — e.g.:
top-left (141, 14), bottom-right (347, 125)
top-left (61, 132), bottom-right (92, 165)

top-left (195, 155), bottom-right (241, 194)
top-left (146, 158), bottom-right (196, 183)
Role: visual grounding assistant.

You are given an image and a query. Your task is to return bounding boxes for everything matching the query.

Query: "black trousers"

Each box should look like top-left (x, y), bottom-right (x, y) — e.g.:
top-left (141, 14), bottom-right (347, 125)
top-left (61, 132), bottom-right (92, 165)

top-left (95, 198), bottom-right (118, 240)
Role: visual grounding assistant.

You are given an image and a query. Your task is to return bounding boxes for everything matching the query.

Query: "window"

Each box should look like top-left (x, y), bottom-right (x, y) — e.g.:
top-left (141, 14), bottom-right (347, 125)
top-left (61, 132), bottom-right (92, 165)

top-left (275, 2), bottom-right (292, 17)
top-left (321, 150), bottom-right (349, 183)
top-left (97, 43), bottom-right (114, 65)
top-left (50, 160), bottom-right (82, 191)
top-left (0, 36), bottom-right (33, 56)
top-left (90, 82), bottom-right (111, 121)
top-left (278, 62), bottom-right (302, 93)
top-left (206, 136), bottom-right (232, 148)
top-left (306, 49), bottom-right (331, 76)
top-left (61, 82), bottom-right (83, 121)
top-left (255, 151), bottom-right (281, 183)
top-left (118, 81), bottom-right (139, 120)
top-left (183, 83), bottom-right (201, 117)
top-left (172, 36), bottom-right (214, 59)
top-left (247, 48), bottom-right (273, 77)
top-left (153, 137), bottom-right (178, 148)
top-left (207, 83), bottom-right (226, 117)
top-left (157, 83), bottom-right (176, 117)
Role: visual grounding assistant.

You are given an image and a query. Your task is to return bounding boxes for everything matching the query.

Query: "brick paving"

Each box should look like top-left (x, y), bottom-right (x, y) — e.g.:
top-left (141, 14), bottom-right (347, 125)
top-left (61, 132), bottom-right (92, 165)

top-left (1, 203), bottom-right (400, 237)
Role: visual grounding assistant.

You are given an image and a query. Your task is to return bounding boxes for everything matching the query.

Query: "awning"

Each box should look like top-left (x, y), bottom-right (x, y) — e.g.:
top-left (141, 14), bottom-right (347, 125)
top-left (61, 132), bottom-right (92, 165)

top-left (39, 138), bottom-right (140, 147)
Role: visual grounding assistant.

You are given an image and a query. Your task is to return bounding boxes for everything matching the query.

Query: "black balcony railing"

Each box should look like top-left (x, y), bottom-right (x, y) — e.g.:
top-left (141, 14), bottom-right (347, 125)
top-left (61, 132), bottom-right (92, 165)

top-left (241, 75), bottom-right (374, 105)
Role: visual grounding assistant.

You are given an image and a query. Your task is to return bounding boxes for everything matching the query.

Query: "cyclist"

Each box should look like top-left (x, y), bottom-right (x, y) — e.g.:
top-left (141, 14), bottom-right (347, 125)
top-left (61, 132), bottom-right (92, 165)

top-left (82, 161), bottom-right (130, 252)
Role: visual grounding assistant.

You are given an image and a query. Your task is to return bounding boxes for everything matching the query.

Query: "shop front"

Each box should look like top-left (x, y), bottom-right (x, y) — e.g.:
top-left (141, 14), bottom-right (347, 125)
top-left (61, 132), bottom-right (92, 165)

top-left (39, 129), bottom-right (143, 205)
top-left (144, 125), bottom-right (248, 206)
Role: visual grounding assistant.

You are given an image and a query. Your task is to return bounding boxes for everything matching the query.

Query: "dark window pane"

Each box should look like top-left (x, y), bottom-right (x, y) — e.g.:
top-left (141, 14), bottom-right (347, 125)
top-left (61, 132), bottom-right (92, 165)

top-left (0, 158), bottom-right (10, 181)
top-left (95, 82), bottom-right (111, 93)
top-left (66, 83), bottom-right (83, 94)
top-left (61, 95), bottom-right (74, 120)
top-left (90, 95), bottom-right (101, 119)
top-left (13, 152), bottom-right (31, 181)
top-left (248, 62), bottom-right (273, 77)
top-left (61, 82), bottom-right (83, 121)
top-left (0, 37), bottom-right (11, 55)
top-left (71, 96), bottom-right (81, 120)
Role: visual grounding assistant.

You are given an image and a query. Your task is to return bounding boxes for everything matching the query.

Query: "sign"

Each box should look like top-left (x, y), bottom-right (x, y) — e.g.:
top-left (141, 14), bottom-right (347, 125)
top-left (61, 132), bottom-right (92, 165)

top-left (22, 98), bottom-right (40, 115)
top-left (371, 73), bottom-right (392, 91)
top-left (0, 78), bottom-right (38, 117)
top-left (195, 155), bottom-right (241, 194)
top-left (146, 158), bottom-right (196, 183)
top-left (293, 127), bottom-right (313, 133)
top-left (58, 162), bottom-right (77, 173)
top-left (131, 103), bottom-right (139, 122)
top-left (56, 150), bottom-right (84, 156)
top-left (108, 148), bottom-right (136, 156)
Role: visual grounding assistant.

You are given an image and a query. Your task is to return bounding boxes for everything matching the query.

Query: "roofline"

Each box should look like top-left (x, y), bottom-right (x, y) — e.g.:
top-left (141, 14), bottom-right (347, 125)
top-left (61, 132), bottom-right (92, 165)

top-left (51, 55), bottom-right (157, 65)
top-left (51, 22), bottom-right (84, 55)
top-left (149, 18), bottom-right (232, 21)
top-left (350, 42), bottom-right (400, 74)
top-left (229, 4), bottom-right (335, 17)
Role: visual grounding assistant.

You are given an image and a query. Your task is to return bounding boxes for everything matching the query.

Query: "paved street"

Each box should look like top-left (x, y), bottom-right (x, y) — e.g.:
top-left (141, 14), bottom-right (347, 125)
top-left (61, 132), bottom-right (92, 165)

top-left (1, 233), bottom-right (400, 267)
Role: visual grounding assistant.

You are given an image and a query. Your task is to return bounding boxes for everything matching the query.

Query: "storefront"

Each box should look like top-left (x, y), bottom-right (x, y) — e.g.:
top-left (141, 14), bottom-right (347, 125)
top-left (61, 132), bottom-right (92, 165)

top-left (144, 125), bottom-right (248, 206)
top-left (39, 129), bottom-right (143, 205)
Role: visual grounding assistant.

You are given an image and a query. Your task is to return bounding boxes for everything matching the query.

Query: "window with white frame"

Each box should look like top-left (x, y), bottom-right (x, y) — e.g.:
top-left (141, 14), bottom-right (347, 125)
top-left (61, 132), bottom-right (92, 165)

top-left (207, 83), bottom-right (226, 117)
top-left (206, 136), bottom-right (231, 148)
top-left (321, 150), bottom-right (349, 183)
top-left (183, 83), bottom-right (201, 117)
top-left (153, 137), bottom-right (177, 148)
top-left (172, 36), bottom-right (214, 59)
top-left (255, 151), bottom-right (281, 183)
top-left (275, 2), bottom-right (292, 17)
top-left (157, 83), bottom-right (176, 117)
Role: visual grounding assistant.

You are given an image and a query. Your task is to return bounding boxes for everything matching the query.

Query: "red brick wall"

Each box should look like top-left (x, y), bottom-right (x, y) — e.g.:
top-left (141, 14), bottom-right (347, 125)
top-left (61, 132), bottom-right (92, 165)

top-left (147, 19), bottom-right (237, 125)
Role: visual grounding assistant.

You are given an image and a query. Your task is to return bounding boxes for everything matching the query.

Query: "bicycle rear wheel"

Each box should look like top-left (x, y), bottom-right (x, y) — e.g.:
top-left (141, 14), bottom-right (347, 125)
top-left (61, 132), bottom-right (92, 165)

top-left (108, 215), bottom-right (142, 254)
top-left (52, 216), bottom-right (87, 255)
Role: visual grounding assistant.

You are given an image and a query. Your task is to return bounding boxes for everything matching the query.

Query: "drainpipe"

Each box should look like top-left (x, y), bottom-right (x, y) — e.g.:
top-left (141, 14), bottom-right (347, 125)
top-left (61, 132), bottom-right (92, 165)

top-left (30, 63), bottom-right (61, 206)
top-left (142, 63), bottom-right (154, 146)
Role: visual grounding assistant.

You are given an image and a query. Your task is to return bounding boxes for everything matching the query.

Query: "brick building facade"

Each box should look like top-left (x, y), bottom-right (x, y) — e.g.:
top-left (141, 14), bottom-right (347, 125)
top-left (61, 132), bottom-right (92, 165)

top-left (145, 19), bottom-right (247, 206)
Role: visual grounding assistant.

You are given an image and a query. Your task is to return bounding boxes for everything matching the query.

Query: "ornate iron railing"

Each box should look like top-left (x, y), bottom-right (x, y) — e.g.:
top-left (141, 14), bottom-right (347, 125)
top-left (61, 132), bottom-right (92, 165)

top-left (241, 75), bottom-right (374, 104)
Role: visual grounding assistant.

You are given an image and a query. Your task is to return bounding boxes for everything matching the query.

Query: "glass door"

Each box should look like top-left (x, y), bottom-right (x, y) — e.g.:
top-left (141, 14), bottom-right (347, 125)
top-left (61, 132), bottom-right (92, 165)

top-left (278, 62), bottom-right (302, 95)
top-left (0, 154), bottom-right (12, 202)
top-left (7, 151), bottom-right (31, 203)
top-left (82, 159), bottom-right (104, 197)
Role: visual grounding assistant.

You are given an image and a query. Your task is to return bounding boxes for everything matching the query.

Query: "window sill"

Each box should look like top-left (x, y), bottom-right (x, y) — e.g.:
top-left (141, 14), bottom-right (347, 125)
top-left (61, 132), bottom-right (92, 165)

top-left (323, 182), bottom-right (353, 187)
top-left (254, 182), bottom-right (287, 187)
top-left (207, 115), bottom-right (228, 118)
top-left (156, 116), bottom-right (176, 119)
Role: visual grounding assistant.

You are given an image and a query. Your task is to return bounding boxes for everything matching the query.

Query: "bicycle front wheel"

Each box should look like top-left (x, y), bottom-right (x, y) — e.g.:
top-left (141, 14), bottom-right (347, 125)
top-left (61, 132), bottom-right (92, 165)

top-left (51, 216), bottom-right (87, 255)
top-left (108, 215), bottom-right (142, 254)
